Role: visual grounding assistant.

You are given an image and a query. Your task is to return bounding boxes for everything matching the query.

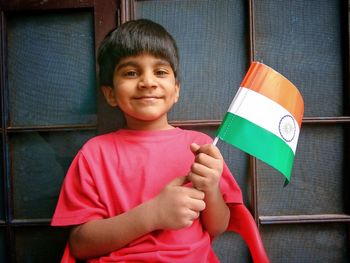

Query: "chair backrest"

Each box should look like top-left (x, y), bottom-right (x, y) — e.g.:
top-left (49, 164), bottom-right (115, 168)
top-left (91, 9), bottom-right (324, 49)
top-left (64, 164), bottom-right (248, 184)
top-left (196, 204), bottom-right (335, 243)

top-left (59, 204), bottom-right (269, 263)
top-left (227, 204), bottom-right (269, 263)
top-left (60, 243), bottom-right (76, 263)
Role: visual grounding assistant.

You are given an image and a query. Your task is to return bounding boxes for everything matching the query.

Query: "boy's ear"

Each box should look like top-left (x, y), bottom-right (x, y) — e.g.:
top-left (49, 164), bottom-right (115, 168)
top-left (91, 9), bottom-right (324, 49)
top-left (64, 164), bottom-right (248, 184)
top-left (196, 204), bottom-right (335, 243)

top-left (101, 86), bottom-right (118, 107)
top-left (174, 82), bottom-right (180, 103)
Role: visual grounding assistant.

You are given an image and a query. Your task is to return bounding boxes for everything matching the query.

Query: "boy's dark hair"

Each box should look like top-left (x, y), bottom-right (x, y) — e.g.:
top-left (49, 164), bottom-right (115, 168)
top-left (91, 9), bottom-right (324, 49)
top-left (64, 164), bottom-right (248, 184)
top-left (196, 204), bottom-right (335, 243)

top-left (98, 19), bottom-right (179, 87)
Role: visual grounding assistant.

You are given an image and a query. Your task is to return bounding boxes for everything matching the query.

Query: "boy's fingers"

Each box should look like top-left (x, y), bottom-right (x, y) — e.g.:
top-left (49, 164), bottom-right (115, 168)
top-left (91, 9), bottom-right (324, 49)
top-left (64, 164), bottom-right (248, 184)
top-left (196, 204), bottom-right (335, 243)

top-left (190, 162), bottom-right (211, 177)
top-left (189, 198), bottom-right (206, 212)
top-left (190, 143), bottom-right (201, 154)
top-left (193, 144), bottom-right (223, 160)
top-left (186, 187), bottom-right (205, 200)
top-left (169, 176), bottom-right (189, 186)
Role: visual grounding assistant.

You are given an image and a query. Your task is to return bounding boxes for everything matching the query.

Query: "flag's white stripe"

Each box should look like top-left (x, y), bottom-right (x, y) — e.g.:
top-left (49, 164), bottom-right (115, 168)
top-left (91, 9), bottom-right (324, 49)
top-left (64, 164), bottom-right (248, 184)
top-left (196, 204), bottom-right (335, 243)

top-left (227, 87), bottom-right (300, 153)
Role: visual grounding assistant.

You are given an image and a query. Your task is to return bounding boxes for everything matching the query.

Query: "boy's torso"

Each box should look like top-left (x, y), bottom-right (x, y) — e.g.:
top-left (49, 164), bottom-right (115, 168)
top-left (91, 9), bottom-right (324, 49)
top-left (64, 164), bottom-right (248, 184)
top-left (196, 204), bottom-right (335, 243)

top-left (76, 128), bottom-right (218, 262)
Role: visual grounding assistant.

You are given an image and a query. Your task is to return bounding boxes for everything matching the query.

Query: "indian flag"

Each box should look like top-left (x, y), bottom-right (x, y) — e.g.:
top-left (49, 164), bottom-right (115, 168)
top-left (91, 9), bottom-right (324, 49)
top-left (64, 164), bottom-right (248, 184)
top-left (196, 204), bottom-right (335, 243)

top-left (215, 62), bottom-right (304, 183)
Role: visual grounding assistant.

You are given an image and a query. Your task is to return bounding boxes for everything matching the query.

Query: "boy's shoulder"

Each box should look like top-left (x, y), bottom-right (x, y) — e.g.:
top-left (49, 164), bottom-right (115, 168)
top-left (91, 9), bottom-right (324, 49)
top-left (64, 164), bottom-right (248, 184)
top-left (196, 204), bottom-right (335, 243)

top-left (180, 128), bottom-right (213, 144)
top-left (80, 131), bottom-right (116, 152)
top-left (181, 128), bottom-right (206, 136)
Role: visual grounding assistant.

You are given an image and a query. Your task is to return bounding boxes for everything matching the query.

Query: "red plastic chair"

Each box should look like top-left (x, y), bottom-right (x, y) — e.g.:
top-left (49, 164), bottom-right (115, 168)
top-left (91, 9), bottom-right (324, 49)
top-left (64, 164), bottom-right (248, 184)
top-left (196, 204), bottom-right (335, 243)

top-left (60, 243), bottom-right (76, 263)
top-left (227, 204), bottom-right (269, 263)
top-left (59, 204), bottom-right (269, 263)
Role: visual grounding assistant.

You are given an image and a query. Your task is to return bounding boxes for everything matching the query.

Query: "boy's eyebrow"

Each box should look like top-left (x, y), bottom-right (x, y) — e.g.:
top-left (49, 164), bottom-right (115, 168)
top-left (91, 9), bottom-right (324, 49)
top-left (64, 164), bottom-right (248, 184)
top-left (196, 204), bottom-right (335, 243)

top-left (154, 59), bottom-right (171, 67)
top-left (115, 61), bottom-right (139, 72)
top-left (115, 58), bottom-right (171, 72)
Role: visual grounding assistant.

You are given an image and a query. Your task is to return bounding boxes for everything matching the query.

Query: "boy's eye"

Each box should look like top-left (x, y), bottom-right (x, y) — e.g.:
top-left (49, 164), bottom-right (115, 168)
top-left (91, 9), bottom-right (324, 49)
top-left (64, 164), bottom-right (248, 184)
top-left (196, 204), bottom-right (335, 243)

top-left (155, 69), bottom-right (168, 76)
top-left (123, 71), bottom-right (138, 77)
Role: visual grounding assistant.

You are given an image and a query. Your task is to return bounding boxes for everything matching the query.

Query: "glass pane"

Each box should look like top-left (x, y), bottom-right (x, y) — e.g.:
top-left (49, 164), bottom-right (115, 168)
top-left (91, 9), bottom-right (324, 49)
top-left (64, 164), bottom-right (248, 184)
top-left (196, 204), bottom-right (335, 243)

top-left (253, 0), bottom-right (344, 117)
top-left (15, 226), bottom-right (69, 263)
top-left (0, 139), bottom-right (4, 220)
top-left (261, 223), bottom-right (348, 263)
top-left (12, 130), bottom-right (96, 219)
top-left (0, 228), bottom-right (6, 263)
top-left (7, 11), bottom-right (97, 126)
top-left (135, 0), bottom-right (248, 120)
top-left (190, 127), bottom-right (250, 204)
top-left (258, 125), bottom-right (344, 215)
top-left (212, 232), bottom-right (249, 263)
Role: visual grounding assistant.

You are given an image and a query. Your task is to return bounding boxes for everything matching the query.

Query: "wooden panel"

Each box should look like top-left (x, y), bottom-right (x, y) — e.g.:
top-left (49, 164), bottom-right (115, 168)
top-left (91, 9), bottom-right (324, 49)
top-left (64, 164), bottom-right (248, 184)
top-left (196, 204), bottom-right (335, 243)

top-left (0, 0), bottom-right (94, 11)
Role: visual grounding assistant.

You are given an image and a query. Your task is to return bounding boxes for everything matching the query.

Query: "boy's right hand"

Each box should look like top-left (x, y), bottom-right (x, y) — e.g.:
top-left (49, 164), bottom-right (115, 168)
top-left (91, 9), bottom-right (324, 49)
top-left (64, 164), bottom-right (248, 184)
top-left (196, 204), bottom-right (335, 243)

top-left (151, 176), bottom-right (206, 230)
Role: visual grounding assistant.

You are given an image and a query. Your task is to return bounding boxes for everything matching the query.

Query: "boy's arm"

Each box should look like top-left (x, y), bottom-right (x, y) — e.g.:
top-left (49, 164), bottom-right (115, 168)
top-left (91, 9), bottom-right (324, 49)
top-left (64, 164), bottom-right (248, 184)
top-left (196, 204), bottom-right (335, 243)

top-left (69, 200), bottom-right (155, 260)
top-left (69, 176), bottom-right (206, 260)
top-left (188, 143), bottom-right (230, 237)
top-left (200, 186), bottom-right (230, 237)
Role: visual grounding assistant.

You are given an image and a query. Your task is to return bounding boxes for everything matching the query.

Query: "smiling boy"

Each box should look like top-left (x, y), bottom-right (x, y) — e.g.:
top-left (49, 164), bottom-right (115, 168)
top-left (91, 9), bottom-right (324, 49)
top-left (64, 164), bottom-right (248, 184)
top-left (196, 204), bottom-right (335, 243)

top-left (51, 19), bottom-right (243, 262)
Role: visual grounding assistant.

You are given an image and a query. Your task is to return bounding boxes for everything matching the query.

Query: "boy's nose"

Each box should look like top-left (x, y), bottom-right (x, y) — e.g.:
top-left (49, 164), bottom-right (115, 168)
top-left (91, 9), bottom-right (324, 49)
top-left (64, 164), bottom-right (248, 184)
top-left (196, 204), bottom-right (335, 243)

top-left (138, 72), bottom-right (157, 89)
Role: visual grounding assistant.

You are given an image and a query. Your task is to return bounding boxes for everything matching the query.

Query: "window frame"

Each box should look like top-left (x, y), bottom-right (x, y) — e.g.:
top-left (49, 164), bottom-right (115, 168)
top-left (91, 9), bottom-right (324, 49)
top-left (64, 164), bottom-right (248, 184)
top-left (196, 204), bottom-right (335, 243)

top-left (0, 0), bottom-right (349, 261)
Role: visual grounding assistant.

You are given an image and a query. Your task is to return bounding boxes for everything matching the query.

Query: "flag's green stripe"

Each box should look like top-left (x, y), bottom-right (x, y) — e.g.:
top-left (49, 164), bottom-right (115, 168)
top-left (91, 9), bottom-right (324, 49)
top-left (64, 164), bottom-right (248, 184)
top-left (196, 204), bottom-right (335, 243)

top-left (216, 113), bottom-right (295, 181)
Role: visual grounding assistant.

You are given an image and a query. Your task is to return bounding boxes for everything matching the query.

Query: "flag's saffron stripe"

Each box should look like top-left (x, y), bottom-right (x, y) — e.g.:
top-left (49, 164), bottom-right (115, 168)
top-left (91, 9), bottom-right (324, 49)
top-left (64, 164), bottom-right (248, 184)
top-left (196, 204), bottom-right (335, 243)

top-left (241, 62), bottom-right (304, 127)
top-left (217, 113), bottom-right (294, 181)
top-left (227, 87), bottom-right (299, 153)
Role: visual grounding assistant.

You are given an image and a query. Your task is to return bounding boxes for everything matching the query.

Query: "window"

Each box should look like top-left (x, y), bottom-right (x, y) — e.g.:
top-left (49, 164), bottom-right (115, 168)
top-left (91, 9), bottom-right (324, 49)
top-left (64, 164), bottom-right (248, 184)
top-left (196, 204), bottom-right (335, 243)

top-left (0, 0), bottom-right (348, 262)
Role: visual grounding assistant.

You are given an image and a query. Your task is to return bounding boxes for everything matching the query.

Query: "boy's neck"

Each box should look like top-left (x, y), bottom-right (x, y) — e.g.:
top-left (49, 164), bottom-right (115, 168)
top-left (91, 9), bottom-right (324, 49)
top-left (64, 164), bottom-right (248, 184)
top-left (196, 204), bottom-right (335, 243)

top-left (124, 117), bottom-right (174, 131)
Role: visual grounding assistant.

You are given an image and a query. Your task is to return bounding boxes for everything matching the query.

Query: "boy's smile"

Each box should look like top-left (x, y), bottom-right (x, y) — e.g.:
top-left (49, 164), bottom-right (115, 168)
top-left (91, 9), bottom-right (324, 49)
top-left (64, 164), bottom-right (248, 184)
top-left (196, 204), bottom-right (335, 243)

top-left (102, 53), bottom-right (180, 130)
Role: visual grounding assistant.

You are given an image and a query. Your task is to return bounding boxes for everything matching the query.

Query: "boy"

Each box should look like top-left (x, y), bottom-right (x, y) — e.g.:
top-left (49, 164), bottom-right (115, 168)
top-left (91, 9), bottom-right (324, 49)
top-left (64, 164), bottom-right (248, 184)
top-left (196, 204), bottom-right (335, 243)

top-left (51, 19), bottom-right (243, 262)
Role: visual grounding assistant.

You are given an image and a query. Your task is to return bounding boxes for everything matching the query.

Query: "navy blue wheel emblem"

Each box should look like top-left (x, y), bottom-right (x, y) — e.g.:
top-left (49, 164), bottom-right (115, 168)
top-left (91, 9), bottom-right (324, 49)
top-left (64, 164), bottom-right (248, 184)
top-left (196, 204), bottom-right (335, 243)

top-left (279, 115), bottom-right (296, 142)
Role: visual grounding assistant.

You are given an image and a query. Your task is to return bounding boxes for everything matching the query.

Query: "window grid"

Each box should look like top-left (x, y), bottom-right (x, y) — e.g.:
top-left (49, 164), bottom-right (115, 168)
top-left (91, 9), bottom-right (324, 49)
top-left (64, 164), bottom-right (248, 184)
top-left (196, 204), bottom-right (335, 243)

top-left (0, 0), bottom-right (348, 262)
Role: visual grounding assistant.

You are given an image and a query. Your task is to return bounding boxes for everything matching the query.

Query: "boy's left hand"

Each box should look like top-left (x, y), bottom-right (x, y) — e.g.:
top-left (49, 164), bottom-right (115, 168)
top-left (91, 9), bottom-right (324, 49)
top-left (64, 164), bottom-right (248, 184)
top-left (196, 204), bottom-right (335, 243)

top-left (188, 143), bottom-right (223, 195)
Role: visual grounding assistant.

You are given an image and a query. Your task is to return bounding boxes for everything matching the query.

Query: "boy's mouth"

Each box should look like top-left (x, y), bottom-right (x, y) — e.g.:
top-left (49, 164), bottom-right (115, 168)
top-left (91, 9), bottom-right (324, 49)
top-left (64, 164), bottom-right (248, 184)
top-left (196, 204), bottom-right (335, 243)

top-left (135, 95), bottom-right (162, 100)
top-left (134, 95), bottom-right (163, 103)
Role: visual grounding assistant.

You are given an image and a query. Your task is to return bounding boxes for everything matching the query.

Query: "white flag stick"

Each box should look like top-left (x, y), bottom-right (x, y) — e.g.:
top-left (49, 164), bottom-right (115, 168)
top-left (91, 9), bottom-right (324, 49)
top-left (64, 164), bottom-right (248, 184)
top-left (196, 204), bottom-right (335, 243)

top-left (212, 136), bottom-right (219, 146)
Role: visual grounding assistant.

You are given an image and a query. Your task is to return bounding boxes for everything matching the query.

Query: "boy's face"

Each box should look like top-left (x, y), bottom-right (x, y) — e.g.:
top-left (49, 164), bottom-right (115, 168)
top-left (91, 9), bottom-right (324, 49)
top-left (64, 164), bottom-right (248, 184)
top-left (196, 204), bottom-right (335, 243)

top-left (102, 53), bottom-right (180, 130)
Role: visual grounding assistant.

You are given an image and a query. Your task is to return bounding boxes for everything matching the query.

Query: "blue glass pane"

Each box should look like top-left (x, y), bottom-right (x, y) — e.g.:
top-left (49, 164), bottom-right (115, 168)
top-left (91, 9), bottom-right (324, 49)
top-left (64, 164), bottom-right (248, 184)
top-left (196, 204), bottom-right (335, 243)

top-left (0, 139), bottom-right (3, 220)
top-left (258, 125), bottom-right (344, 215)
top-left (135, 0), bottom-right (248, 120)
top-left (12, 130), bottom-right (96, 219)
top-left (7, 11), bottom-right (97, 126)
top-left (0, 228), bottom-right (6, 263)
top-left (212, 232), bottom-right (249, 263)
top-left (254, 0), bottom-right (344, 117)
top-left (15, 227), bottom-right (68, 263)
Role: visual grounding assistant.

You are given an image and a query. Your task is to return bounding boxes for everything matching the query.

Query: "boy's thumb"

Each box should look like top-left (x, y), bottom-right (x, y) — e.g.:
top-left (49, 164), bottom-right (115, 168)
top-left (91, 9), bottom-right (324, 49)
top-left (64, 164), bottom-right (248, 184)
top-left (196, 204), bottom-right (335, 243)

top-left (170, 176), bottom-right (189, 186)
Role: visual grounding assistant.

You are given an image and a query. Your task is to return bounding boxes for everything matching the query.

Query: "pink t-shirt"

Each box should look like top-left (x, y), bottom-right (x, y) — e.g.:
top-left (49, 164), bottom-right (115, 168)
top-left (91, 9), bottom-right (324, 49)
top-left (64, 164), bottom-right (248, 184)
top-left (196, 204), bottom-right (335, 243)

top-left (51, 128), bottom-right (242, 262)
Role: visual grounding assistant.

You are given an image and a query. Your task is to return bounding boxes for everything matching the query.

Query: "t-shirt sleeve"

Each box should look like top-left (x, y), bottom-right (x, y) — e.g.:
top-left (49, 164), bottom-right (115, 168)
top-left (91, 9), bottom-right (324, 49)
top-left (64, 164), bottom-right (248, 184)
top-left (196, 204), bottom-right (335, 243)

top-left (220, 162), bottom-right (243, 204)
top-left (51, 151), bottom-right (108, 226)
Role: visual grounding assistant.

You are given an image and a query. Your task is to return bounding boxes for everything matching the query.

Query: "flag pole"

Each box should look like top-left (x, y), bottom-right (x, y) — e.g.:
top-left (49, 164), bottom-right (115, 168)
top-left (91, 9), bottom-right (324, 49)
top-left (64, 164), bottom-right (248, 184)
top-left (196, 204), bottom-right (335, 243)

top-left (212, 136), bottom-right (219, 146)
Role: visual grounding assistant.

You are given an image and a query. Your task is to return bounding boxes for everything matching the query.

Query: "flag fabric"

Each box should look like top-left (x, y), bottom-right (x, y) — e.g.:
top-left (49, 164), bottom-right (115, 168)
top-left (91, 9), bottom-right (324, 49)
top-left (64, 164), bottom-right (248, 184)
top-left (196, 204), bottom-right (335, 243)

top-left (215, 62), bottom-right (304, 183)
